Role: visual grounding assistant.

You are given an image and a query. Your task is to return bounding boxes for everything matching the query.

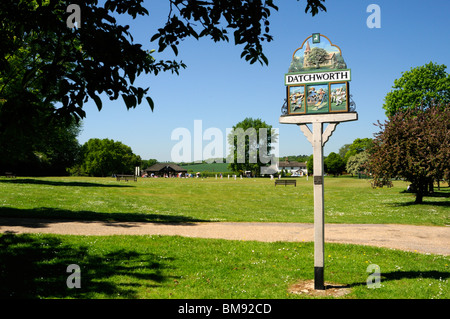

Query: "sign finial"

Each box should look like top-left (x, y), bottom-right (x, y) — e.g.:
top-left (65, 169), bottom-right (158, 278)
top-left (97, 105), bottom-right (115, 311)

top-left (312, 33), bottom-right (320, 44)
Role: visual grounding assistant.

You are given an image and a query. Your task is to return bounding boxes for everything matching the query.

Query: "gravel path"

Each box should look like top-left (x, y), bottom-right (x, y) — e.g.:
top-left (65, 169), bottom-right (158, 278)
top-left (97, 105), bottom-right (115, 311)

top-left (1, 217), bottom-right (449, 256)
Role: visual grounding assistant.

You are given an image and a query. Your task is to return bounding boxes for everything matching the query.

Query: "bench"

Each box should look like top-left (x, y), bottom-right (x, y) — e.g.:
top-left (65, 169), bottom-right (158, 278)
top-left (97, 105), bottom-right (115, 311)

top-left (116, 174), bottom-right (137, 182)
top-left (5, 172), bottom-right (16, 178)
top-left (275, 179), bottom-right (296, 187)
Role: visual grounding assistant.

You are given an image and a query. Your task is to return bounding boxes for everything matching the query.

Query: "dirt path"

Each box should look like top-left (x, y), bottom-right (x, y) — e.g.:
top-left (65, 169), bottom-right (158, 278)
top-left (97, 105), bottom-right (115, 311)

top-left (1, 217), bottom-right (449, 256)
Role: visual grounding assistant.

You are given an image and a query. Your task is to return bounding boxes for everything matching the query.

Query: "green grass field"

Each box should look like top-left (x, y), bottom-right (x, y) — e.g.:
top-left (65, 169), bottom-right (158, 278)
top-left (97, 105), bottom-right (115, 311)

top-left (1, 233), bottom-right (449, 299)
top-left (0, 176), bottom-right (448, 225)
top-left (0, 176), bottom-right (448, 299)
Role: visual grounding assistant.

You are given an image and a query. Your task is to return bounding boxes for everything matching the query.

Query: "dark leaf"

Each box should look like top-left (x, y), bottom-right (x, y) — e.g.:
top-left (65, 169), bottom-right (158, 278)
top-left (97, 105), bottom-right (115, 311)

top-left (150, 33), bottom-right (161, 42)
top-left (92, 94), bottom-right (102, 111)
top-left (146, 96), bottom-right (154, 112)
top-left (171, 44), bottom-right (178, 56)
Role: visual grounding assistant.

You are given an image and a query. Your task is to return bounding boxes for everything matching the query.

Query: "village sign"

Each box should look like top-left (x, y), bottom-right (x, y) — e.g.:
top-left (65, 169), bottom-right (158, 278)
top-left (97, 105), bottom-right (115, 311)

top-left (280, 34), bottom-right (358, 290)
top-left (284, 33), bottom-right (352, 116)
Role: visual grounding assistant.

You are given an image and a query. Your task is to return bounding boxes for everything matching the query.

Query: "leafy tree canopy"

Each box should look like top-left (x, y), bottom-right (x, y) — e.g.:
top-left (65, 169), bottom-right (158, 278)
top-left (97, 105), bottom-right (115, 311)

top-left (368, 103), bottom-right (449, 203)
top-left (140, 159), bottom-right (158, 170)
top-left (0, 0), bottom-right (327, 124)
top-left (282, 154), bottom-right (310, 162)
top-left (0, 113), bottom-right (81, 176)
top-left (1, 0), bottom-right (326, 175)
top-left (346, 150), bottom-right (369, 176)
top-left (338, 138), bottom-right (373, 165)
top-left (344, 137), bottom-right (373, 162)
top-left (227, 117), bottom-right (276, 176)
top-left (75, 138), bottom-right (141, 177)
top-left (306, 154), bottom-right (314, 173)
top-left (383, 62), bottom-right (450, 117)
top-left (324, 152), bottom-right (345, 176)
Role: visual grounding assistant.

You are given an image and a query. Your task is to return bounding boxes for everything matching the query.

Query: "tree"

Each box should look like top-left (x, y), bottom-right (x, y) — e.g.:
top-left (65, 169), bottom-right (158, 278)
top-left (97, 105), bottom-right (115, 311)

top-left (36, 118), bottom-right (82, 176)
top-left (1, 0), bottom-right (327, 125)
top-left (306, 155), bottom-right (314, 175)
top-left (1, 1), bottom-right (327, 176)
top-left (0, 109), bottom-right (81, 176)
top-left (153, 0), bottom-right (326, 65)
top-left (0, 0), bottom-right (177, 126)
top-left (343, 138), bottom-right (373, 163)
top-left (227, 118), bottom-right (276, 176)
top-left (141, 159), bottom-right (158, 170)
top-left (75, 138), bottom-right (141, 177)
top-left (324, 152), bottom-right (345, 176)
top-left (346, 150), bottom-right (369, 177)
top-left (368, 103), bottom-right (450, 204)
top-left (0, 26), bottom-right (82, 175)
top-left (338, 144), bottom-right (351, 161)
top-left (383, 62), bottom-right (450, 117)
top-left (284, 154), bottom-right (310, 163)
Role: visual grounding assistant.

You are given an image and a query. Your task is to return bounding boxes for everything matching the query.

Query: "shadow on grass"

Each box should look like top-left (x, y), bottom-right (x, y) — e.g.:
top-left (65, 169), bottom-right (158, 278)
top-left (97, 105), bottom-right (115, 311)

top-left (399, 189), bottom-right (450, 197)
top-left (0, 233), bottom-right (176, 298)
top-left (0, 207), bottom-right (209, 225)
top-left (391, 201), bottom-right (450, 207)
top-left (389, 198), bottom-right (450, 207)
top-left (382, 270), bottom-right (450, 281)
top-left (347, 270), bottom-right (450, 289)
top-left (390, 189), bottom-right (450, 207)
top-left (427, 191), bottom-right (450, 198)
top-left (0, 178), bottom-right (135, 188)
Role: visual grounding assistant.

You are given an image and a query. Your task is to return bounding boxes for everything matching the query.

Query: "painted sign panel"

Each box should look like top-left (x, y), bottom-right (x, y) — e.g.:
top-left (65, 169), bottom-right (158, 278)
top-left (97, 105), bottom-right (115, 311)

top-left (285, 34), bottom-right (351, 115)
top-left (329, 82), bottom-right (348, 112)
top-left (288, 85), bottom-right (306, 114)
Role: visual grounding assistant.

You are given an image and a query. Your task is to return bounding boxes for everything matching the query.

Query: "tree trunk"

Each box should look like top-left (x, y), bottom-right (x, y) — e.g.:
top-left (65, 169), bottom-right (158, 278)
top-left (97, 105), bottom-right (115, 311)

top-left (415, 192), bottom-right (423, 204)
top-left (428, 179), bottom-right (434, 194)
top-left (415, 183), bottom-right (424, 204)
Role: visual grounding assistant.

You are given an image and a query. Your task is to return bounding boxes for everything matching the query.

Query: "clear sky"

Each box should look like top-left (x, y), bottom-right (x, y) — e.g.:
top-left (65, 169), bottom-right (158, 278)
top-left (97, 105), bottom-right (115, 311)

top-left (76, 0), bottom-right (450, 162)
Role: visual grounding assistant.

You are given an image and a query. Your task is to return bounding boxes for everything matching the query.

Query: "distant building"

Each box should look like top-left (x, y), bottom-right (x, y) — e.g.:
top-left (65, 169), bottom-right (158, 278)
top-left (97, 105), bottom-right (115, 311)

top-left (144, 163), bottom-right (187, 177)
top-left (277, 158), bottom-right (307, 176)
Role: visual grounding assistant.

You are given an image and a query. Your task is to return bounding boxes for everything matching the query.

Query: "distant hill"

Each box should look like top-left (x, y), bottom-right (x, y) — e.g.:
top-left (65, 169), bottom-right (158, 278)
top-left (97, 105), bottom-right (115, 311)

top-left (178, 162), bottom-right (232, 173)
top-left (279, 155), bottom-right (310, 162)
top-left (176, 155), bottom-right (310, 173)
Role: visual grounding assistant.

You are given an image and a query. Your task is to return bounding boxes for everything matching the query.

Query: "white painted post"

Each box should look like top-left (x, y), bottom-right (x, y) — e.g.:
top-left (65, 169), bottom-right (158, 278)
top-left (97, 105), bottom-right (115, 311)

top-left (280, 112), bottom-right (357, 291)
top-left (312, 122), bottom-right (325, 290)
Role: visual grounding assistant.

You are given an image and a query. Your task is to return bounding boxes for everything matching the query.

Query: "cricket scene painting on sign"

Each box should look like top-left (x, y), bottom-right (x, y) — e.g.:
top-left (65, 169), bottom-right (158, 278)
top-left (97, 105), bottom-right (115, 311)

top-left (306, 84), bottom-right (328, 114)
top-left (288, 85), bottom-right (306, 114)
top-left (329, 82), bottom-right (348, 112)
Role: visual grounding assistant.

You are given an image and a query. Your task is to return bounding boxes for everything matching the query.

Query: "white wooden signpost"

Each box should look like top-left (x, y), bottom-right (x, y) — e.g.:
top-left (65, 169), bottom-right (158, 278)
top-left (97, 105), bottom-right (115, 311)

top-left (279, 34), bottom-right (358, 290)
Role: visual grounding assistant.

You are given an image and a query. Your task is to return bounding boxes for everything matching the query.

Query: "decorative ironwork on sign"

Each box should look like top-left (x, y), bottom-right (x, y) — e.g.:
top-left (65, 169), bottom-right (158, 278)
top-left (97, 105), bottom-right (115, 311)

top-left (285, 34), bottom-right (352, 116)
top-left (281, 99), bottom-right (288, 115)
top-left (349, 94), bottom-right (356, 112)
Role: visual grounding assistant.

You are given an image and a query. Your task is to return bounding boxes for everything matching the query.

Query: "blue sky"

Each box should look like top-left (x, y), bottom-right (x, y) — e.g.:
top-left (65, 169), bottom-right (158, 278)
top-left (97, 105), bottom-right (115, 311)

top-left (77, 0), bottom-right (450, 162)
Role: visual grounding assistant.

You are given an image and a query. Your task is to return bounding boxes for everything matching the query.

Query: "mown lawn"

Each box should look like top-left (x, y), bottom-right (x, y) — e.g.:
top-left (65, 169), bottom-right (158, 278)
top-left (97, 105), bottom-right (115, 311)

top-left (0, 233), bottom-right (448, 299)
top-left (0, 176), bottom-right (448, 225)
top-left (0, 176), bottom-right (448, 300)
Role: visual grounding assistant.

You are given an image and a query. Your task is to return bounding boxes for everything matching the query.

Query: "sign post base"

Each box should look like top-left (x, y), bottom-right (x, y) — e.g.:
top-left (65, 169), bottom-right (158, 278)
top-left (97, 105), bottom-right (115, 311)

top-left (314, 267), bottom-right (325, 290)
